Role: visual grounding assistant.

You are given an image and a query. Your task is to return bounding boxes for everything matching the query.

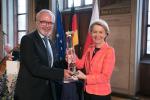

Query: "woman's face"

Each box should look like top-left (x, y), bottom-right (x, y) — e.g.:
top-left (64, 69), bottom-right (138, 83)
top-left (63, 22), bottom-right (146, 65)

top-left (91, 24), bottom-right (107, 45)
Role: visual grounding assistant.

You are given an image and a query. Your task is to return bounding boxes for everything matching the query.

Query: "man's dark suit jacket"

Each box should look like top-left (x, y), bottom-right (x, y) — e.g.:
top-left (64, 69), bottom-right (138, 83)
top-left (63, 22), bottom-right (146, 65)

top-left (14, 30), bottom-right (64, 100)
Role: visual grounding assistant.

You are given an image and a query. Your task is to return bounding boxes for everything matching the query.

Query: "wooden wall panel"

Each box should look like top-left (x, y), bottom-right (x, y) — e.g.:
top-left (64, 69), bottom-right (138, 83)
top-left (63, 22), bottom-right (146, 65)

top-left (102, 15), bottom-right (132, 94)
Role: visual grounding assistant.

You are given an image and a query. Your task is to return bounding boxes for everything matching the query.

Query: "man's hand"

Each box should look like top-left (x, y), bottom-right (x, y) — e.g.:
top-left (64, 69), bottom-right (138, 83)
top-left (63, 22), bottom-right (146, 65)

top-left (64, 69), bottom-right (73, 79)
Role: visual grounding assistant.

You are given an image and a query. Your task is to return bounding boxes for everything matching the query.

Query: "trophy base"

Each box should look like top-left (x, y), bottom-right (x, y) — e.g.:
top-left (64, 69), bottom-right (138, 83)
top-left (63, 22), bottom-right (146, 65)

top-left (63, 76), bottom-right (78, 83)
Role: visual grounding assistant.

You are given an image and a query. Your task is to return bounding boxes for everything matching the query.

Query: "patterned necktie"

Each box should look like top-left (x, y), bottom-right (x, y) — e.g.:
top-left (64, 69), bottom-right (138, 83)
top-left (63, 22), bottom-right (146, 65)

top-left (43, 36), bottom-right (53, 67)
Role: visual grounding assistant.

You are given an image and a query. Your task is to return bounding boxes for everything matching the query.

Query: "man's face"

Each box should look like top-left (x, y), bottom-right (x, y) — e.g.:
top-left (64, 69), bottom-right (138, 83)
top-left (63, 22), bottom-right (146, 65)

top-left (36, 12), bottom-right (54, 36)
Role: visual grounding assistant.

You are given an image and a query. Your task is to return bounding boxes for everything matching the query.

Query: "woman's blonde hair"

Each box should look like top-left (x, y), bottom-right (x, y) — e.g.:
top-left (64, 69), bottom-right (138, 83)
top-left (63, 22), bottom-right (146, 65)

top-left (89, 19), bottom-right (110, 34)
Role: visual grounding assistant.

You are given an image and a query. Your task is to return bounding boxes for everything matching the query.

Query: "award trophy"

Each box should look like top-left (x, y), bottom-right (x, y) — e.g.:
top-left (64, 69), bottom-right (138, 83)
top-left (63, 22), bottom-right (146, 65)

top-left (64, 31), bottom-right (78, 83)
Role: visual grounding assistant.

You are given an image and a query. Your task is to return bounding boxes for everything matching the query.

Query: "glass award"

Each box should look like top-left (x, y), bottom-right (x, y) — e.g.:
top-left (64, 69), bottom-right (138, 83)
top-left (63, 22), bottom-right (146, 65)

top-left (64, 31), bottom-right (78, 83)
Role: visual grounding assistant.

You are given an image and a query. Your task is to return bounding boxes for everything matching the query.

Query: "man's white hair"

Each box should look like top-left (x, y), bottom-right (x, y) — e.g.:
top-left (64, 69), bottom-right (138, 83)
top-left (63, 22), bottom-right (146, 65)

top-left (36, 9), bottom-right (55, 23)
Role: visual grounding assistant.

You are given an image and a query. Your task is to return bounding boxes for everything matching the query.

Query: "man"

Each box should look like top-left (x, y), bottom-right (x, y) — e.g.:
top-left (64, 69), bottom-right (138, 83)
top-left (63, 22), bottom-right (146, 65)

top-left (14, 9), bottom-right (72, 100)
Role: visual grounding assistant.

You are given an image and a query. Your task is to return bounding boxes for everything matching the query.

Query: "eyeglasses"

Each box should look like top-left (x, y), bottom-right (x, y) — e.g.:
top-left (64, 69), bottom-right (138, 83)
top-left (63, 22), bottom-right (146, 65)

top-left (39, 21), bottom-right (54, 26)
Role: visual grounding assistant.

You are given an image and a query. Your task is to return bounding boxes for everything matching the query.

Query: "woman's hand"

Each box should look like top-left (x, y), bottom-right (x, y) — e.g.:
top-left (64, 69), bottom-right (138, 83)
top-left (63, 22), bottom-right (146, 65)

top-left (76, 70), bottom-right (86, 80)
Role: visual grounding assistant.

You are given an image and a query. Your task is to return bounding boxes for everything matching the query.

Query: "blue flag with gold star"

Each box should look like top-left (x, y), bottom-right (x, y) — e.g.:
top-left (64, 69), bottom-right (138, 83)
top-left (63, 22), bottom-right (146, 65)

top-left (56, 2), bottom-right (66, 61)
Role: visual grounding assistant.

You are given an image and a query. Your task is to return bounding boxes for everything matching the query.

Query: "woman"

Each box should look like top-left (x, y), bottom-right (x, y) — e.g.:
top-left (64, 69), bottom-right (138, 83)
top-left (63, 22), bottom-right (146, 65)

top-left (75, 19), bottom-right (115, 100)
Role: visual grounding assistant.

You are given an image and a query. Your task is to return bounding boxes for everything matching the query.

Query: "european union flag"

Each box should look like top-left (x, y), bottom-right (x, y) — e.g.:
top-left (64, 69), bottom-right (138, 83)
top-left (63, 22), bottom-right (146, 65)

top-left (56, 3), bottom-right (66, 61)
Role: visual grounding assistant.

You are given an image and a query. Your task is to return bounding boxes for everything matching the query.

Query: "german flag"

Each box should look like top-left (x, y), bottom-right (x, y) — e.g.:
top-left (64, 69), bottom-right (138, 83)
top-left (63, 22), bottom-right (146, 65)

top-left (69, 4), bottom-right (79, 47)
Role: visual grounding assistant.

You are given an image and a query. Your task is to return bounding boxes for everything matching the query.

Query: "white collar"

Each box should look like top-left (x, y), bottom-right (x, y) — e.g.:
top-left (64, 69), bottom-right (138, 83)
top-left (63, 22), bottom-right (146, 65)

top-left (38, 32), bottom-right (45, 39)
